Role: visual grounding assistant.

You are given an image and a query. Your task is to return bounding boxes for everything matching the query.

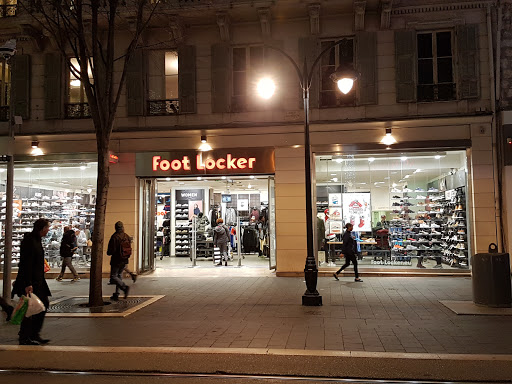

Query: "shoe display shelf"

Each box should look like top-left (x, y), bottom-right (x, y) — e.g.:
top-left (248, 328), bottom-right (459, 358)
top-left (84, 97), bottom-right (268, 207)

top-left (174, 202), bottom-right (191, 257)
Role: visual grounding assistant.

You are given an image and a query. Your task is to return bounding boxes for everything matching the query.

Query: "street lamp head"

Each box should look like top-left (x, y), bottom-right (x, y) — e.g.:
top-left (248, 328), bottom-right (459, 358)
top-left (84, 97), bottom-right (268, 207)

top-left (256, 77), bottom-right (276, 99)
top-left (330, 66), bottom-right (358, 94)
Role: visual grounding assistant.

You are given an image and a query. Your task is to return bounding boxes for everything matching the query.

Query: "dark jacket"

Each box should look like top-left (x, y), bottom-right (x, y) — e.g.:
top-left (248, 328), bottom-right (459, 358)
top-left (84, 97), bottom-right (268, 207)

top-left (213, 224), bottom-right (230, 245)
top-left (341, 229), bottom-right (356, 256)
top-left (60, 229), bottom-right (76, 258)
top-left (12, 231), bottom-right (51, 298)
top-left (107, 230), bottom-right (131, 266)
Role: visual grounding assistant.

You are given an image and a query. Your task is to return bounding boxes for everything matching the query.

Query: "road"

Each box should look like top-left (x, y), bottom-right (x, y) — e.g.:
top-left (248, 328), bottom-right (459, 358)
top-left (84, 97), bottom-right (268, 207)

top-left (0, 371), bottom-right (502, 384)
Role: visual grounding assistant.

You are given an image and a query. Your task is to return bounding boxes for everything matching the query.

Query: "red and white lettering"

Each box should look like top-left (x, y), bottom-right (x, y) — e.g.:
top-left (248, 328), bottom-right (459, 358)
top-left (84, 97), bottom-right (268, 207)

top-left (226, 154), bottom-right (237, 169)
top-left (196, 154), bottom-right (205, 170)
top-left (237, 158), bottom-right (247, 169)
top-left (152, 156), bottom-right (161, 171)
top-left (248, 158), bottom-right (256, 169)
top-left (160, 160), bottom-right (171, 171)
top-left (216, 158), bottom-right (226, 169)
top-left (171, 159), bottom-right (182, 171)
top-left (182, 156), bottom-right (191, 170)
top-left (205, 158), bottom-right (216, 170)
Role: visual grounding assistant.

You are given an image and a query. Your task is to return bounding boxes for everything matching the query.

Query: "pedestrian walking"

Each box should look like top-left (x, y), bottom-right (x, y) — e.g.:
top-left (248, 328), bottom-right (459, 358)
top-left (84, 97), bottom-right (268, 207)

top-left (0, 297), bottom-right (14, 322)
top-left (107, 221), bottom-right (132, 300)
top-left (56, 226), bottom-right (80, 282)
top-left (12, 218), bottom-right (52, 345)
top-left (333, 223), bottom-right (363, 282)
top-left (213, 218), bottom-right (230, 266)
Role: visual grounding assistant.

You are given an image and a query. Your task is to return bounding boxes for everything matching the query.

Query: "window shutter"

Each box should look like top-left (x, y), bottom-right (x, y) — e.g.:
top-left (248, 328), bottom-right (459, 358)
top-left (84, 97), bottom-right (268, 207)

top-left (44, 53), bottom-right (62, 119)
top-left (126, 49), bottom-right (145, 116)
top-left (356, 32), bottom-right (377, 105)
top-left (457, 24), bottom-right (480, 99)
top-left (211, 43), bottom-right (231, 113)
top-left (395, 30), bottom-right (416, 103)
top-left (299, 37), bottom-right (320, 109)
top-left (178, 45), bottom-right (196, 114)
top-left (11, 54), bottom-right (31, 119)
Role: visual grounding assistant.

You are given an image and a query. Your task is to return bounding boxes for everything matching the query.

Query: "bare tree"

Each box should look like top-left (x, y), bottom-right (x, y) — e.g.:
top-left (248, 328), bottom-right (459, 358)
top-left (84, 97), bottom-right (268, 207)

top-left (19, 0), bottom-right (159, 306)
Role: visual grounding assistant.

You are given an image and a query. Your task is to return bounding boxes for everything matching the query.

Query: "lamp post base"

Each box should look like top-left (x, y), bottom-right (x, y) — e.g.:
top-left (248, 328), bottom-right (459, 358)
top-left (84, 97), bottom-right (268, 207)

top-left (302, 291), bottom-right (322, 306)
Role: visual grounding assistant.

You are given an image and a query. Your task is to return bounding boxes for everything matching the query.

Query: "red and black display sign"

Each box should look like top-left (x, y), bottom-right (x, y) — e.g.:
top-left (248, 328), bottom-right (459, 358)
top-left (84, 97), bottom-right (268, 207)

top-left (135, 148), bottom-right (275, 177)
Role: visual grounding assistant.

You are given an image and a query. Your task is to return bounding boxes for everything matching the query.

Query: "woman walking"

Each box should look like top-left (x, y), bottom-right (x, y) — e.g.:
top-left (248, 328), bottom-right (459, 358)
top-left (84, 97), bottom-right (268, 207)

top-left (333, 223), bottom-right (363, 282)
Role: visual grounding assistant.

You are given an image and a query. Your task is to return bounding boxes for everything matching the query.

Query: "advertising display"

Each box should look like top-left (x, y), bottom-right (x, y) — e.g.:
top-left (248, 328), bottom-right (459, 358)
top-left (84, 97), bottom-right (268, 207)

top-left (329, 193), bottom-right (342, 206)
top-left (342, 193), bottom-right (371, 232)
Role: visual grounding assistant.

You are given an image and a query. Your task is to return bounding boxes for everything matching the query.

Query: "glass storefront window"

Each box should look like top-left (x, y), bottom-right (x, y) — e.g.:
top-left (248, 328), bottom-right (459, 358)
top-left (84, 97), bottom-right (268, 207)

top-left (315, 150), bottom-right (469, 270)
top-left (0, 158), bottom-right (97, 271)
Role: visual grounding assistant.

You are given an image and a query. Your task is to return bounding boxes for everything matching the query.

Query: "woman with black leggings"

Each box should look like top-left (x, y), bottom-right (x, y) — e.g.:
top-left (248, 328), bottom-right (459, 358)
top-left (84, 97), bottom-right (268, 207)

top-left (333, 223), bottom-right (363, 282)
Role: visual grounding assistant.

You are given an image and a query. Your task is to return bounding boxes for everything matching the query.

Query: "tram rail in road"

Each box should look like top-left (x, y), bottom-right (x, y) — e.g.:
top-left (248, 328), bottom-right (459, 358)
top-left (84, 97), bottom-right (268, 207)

top-left (0, 369), bottom-right (509, 384)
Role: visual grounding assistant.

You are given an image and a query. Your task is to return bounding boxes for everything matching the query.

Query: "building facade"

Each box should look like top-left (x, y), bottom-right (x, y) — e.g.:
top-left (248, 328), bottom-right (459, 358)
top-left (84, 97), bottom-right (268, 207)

top-left (0, 0), bottom-right (506, 277)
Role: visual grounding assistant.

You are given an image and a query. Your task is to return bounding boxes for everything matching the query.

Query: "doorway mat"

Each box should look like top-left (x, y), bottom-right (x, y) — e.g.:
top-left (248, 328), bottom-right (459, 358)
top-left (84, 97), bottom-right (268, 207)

top-left (46, 295), bottom-right (164, 318)
top-left (440, 300), bottom-right (512, 315)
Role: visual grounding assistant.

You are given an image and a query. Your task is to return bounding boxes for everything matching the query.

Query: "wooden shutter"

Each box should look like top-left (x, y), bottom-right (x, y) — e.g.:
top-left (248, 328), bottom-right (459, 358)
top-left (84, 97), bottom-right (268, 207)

top-left (211, 43), bottom-right (231, 113)
top-left (395, 30), bottom-right (416, 103)
top-left (299, 37), bottom-right (320, 109)
top-left (126, 49), bottom-right (145, 116)
top-left (457, 24), bottom-right (480, 99)
top-left (356, 32), bottom-right (377, 105)
top-left (11, 54), bottom-right (30, 119)
top-left (178, 45), bottom-right (196, 114)
top-left (44, 53), bottom-right (62, 119)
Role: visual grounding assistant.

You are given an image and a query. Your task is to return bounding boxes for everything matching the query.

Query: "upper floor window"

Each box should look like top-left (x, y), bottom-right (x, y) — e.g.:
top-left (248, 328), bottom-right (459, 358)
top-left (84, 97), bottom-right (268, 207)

top-left (66, 58), bottom-right (93, 118)
top-left (0, 0), bottom-right (16, 18)
top-left (232, 46), bottom-right (267, 112)
top-left (417, 31), bottom-right (455, 102)
top-left (0, 59), bottom-right (10, 121)
top-left (148, 50), bottom-right (179, 115)
top-left (320, 39), bottom-right (355, 107)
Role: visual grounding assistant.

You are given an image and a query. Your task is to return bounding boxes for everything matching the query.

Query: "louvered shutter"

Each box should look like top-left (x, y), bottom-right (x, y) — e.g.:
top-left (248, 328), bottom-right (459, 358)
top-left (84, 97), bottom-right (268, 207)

top-left (126, 49), bottom-right (145, 116)
top-left (11, 54), bottom-right (30, 119)
top-left (356, 32), bottom-right (377, 105)
top-left (44, 53), bottom-right (62, 119)
top-left (299, 37), bottom-right (320, 109)
top-left (211, 43), bottom-right (231, 113)
top-left (395, 30), bottom-right (416, 103)
top-left (457, 24), bottom-right (480, 99)
top-left (178, 45), bottom-right (196, 113)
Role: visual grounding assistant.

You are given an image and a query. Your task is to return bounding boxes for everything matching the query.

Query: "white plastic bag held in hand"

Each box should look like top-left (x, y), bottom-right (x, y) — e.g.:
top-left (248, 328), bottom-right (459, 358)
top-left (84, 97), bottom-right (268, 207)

top-left (25, 293), bottom-right (46, 317)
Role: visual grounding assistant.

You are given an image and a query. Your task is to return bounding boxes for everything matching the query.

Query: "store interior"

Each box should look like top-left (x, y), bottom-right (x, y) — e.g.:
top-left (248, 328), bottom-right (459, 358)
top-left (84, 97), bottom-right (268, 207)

top-left (153, 176), bottom-right (272, 270)
top-left (0, 158), bottom-right (97, 271)
top-left (315, 150), bottom-right (470, 270)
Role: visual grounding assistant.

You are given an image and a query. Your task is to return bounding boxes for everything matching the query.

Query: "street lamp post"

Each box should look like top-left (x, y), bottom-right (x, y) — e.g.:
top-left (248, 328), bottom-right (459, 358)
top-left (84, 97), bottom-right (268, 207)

top-left (260, 40), bottom-right (357, 306)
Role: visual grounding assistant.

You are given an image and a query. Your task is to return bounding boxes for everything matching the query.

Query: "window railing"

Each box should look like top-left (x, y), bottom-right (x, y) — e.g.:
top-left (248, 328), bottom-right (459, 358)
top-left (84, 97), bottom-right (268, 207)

top-left (0, 106), bottom-right (9, 121)
top-left (65, 103), bottom-right (91, 119)
top-left (418, 83), bottom-right (456, 102)
top-left (0, 4), bottom-right (16, 17)
top-left (147, 99), bottom-right (179, 115)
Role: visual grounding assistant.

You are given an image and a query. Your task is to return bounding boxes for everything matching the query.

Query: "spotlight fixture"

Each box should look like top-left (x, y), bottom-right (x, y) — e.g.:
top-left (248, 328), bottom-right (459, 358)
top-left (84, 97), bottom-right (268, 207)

top-left (380, 128), bottom-right (397, 146)
top-left (30, 141), bottom-right (44, 156)
top-left (198, 135), bottom-right (212, 151)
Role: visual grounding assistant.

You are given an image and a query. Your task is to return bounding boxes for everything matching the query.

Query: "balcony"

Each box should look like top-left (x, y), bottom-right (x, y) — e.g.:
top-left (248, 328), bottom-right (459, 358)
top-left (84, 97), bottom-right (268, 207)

top-left (0, 4), bottom-right (16, 17)
top-left (0, 106), bottom-right (9, 122)
top-left (65, 103), bottom-right (91, 119)
top-left (418, 83), bottom-right (456, 102)
top-left (148, 99), bottom-right (179, 116)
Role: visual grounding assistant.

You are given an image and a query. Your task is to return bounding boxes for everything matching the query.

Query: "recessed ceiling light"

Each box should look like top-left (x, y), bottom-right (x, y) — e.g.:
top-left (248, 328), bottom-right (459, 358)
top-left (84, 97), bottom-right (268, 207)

top-left (25, 167), bottom-right (31, 172)
top-left (52, 167), bottom-right (59, 171)
top-left (330, 173), bottom-right (336, 176)
top-left (80, 165), bottom-right (86, 170)
top-left (197, 177), bottom-right (202, 180)
top-left (221, 176), bottom-right (226, 179)
top-left (335, 158), bottom-right (343, 163)
top-left (250, 175), bottom-right (255, 179)
top-left (368, 157), bottom-right (375, 163)
top-left (165, 177), bottom-right (171, 181)
top-left (400, 156), bottom-right (407, 161)
top-left (435, 155), bottom-right (441, 159)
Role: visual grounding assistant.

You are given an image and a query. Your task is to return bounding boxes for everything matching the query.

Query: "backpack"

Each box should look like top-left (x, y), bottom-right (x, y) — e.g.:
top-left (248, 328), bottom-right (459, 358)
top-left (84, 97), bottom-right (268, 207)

top-left (117, 233), bottom-right (132, 259)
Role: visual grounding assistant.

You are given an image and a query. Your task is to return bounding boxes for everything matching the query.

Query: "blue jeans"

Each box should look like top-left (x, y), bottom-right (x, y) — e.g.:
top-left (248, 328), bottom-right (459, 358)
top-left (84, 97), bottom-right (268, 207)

top-left (110, 262), bottom-right (127, 294)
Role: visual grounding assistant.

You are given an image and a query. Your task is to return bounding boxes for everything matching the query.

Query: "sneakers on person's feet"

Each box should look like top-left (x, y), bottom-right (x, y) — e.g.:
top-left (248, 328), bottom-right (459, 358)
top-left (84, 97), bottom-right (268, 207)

top-left (32, 335), bottom-right (50, 345)
top-left (110, 293), bottom-right (119, 301)
top-left (55, 276), bottom-right (63, 282)
top-left (71, 277), bottom-right (80, 282)
top-left (19, 338), bottom-right (39, 346)
top-left (354, 278), bottom-right (363, 282)
top-left (123, 286), bottom-right (130, 299)
top-left (333, 273), bottom-right (339, 281)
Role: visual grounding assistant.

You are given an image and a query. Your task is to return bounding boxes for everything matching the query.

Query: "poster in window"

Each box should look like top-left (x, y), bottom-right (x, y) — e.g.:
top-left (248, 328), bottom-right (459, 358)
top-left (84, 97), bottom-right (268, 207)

top-left (237, 199), bottom-right (249, 211)
top-left (330, 221), bottom-right (343, 234)
top-left (328, 193), bottom-right (342, 207)
top-left (328, 207), bottom-right (342, 221)
top-left (342, 192), bottom-right (371, 232)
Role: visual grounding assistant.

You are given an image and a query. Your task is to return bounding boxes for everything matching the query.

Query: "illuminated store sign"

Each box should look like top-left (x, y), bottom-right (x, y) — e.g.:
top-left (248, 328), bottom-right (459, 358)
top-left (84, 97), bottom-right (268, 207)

top-left (136, 148), bottom-right (275, 177)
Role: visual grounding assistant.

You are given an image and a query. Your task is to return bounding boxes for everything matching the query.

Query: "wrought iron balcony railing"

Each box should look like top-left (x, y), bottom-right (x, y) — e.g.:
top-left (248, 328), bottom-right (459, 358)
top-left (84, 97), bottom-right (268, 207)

top-left (148, 99), bottom-right (179, 116)
top-left (0, 106), bottom-right (9, 122)
top-left (0, 4), bottom-right (16, 17)
top-left (65, 103), bottom-right (91, 119)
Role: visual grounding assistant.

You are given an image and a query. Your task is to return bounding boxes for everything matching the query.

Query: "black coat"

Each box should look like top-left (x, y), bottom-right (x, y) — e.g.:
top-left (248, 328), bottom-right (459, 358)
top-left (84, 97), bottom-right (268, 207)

top-left (60, 230), bottom-right (76, 258)
top-left (341, 230), bottom-right (356, 256)
top-left (107, 230), bottom-right (130, 266)
top-left (12, 231), bottom-right (51, 299)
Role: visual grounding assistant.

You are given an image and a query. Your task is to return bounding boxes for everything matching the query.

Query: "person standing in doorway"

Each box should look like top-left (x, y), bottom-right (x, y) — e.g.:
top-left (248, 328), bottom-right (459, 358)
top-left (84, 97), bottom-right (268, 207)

top-left (333, 223), bottom-right (363, 282)
top-left (56, 226), bottom-right (80, 282)
top-left (213, 218), bottom-right (230, 266)
top-left (107, 221), bottom-right (131, 300)
top-left (12, 218), bottom-right (52, 345)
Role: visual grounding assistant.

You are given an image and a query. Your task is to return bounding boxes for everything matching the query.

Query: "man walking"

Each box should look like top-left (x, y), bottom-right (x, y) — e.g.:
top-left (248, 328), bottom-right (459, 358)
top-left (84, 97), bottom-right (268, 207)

top-left (107, 221), bottom-right (131, 300)
top-left (12, 218), bottom-right (52, 345)
top-left (333, 223), bottom-right (363, 282)
top-left (56, 226), bottom-right (80, 282)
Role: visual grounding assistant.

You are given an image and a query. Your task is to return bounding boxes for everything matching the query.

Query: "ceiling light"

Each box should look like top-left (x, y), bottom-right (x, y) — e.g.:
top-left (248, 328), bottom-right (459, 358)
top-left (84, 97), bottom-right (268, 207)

top-left (165, 177), bottom-right (171, 181)
top-left (25, 167), bottom-right (31, 172)
top-left (400, 156), bottom-right (407, 161)
top-left (380, 128), bottom-right (397, 146)
top-left (335, 158), bottom-right (343, 163)
top-left (86, 188), bottom-right (92, 193)
top-left (198, 135), bottom-right (212, 151)
top-left (30, 141), bottom-right (44, 156)
top-left (197, 177), bottom-right (202, 180)
top-left (435, 155), bottom-right (442, 159)
top-left (80, 165), bottom-right (86, 170)
top-left (332, 177), bottom-right (338, 182)
top-left (221, 176), bottom-right (226, 180)
top-left (52, 166), bottom-right (59, 171)
top-left (368, 157), bottom-right (375, 163)
top-left (250, 175), bottom-right (255, 179)
top-left (248, 184), bottom-right (252, 188)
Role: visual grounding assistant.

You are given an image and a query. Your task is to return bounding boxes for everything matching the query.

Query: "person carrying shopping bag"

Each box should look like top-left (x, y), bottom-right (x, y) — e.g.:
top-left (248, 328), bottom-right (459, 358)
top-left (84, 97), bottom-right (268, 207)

top-left (333, 223), bottom-right (363, 282)
top-left (213, 218), bottom-right (230, 266)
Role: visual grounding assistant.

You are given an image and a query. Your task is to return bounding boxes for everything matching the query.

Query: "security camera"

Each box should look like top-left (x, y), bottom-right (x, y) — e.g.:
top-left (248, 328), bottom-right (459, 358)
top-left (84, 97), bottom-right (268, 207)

top-left (0, 39), bottom-right (16, 60)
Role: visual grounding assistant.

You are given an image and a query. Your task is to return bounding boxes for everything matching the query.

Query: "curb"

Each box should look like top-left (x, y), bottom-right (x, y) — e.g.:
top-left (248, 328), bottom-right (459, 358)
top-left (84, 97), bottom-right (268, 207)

top-left (1, 346), bottom-right (511, 382)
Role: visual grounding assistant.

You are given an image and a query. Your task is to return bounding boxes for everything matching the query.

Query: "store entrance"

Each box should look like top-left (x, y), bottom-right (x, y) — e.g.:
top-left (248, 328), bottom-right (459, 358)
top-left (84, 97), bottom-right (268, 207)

top-left (140, 176), bottom-right (275, 273)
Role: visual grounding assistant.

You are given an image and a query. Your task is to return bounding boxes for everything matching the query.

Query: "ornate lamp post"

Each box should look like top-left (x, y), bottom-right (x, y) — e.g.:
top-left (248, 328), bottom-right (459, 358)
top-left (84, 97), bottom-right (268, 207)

top-left (258, 40), bottom-right (357, 306)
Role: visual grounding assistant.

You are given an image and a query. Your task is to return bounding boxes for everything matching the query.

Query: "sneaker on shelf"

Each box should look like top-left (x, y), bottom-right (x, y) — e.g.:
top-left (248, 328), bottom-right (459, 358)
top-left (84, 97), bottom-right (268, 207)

top-left (416, 195), bottom-right (426, 199)
top-left (428, 187), bottom-right (439, 192)
top-left (431, 223), bottom-right (440, 228)
top-left (415, 188), bottom-right (425, 192)
top-left (403, 188), bottom-right (413, 192)
top-left (392, 195), bottom-right (401, 199)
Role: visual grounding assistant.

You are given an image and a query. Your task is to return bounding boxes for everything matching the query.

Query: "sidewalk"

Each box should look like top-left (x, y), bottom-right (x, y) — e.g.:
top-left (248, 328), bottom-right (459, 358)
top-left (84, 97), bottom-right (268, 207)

top-left (1, 273), bottom-right (512, 381)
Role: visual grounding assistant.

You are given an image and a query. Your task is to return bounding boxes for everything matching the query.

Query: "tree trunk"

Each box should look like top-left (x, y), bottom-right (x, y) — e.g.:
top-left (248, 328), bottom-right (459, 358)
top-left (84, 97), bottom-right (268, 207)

top-left (88, 132), bottom-right (111, 307)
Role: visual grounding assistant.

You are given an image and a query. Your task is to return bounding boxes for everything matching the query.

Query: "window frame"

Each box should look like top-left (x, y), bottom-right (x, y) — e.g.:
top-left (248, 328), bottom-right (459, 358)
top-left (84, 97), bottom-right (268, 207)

top-left (65, 57), bottom-right (93, 119)
top-left (147, 50), bottom-right (180, 115)
top-left (0, 0), bottom-right (17, 18)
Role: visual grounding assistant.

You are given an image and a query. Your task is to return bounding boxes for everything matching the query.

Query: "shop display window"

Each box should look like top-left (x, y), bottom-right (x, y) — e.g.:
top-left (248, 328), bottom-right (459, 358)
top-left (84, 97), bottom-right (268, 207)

top-left (0, 159), bottom-right (97, 271)
top-left (315, 151), bottom-right (469, 270)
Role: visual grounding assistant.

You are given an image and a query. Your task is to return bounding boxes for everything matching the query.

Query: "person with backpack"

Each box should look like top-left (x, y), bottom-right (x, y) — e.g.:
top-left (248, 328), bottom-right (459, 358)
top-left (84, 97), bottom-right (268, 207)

top-left (107, 221), bottom-right (132, 300)
top-left (213, 218), bottom-right (230, 266)
top-left (56, 226), bottom-right (80, 282)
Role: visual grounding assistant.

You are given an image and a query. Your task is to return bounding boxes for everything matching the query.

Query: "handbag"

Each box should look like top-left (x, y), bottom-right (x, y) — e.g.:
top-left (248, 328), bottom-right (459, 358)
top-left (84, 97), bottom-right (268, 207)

top-left (87, 239), bottom-right (93, 247)
top-left (44, 259), bottom-right (51, 273)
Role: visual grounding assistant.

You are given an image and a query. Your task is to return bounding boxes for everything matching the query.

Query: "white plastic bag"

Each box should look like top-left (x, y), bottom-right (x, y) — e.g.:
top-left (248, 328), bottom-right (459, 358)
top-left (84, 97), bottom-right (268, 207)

top-left (25, 293), bottom-right (45, 317)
